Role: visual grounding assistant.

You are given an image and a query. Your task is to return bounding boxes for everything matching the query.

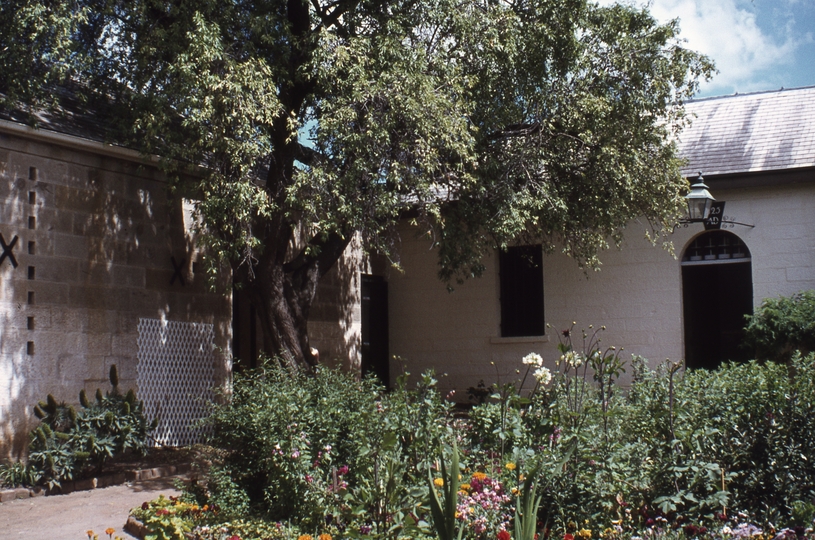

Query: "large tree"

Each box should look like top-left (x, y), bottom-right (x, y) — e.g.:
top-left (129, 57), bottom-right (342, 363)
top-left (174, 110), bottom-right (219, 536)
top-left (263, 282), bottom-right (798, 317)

top-left (1, 0), bottom-right (712, 367)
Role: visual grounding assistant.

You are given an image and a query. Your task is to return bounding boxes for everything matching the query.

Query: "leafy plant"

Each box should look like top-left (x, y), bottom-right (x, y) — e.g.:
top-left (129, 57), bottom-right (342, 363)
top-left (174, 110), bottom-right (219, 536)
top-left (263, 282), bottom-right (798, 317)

top-left (428, 441), bottom-right (463, 540)
top-left (130, 495), bottom-right (198, 540)
top-left (27, 364), bottom-right (155, 489)
top-left (743, 290), bottom-right (815, 362)
top-left (514, 469), bottom-right (543, 540)
top-left (0, 459), bottom-right (39, 488)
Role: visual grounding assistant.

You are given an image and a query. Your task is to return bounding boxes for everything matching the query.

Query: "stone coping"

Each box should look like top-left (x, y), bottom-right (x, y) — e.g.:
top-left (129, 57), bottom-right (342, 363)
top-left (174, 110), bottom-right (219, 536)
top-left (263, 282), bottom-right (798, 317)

top-left (0, 463), bottom-right (192, 502)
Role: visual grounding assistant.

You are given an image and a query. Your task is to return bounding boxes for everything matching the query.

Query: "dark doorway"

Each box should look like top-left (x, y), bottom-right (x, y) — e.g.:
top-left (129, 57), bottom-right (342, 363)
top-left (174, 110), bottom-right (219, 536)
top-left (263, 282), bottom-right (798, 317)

top-left (361, 275), bottom-right (389, 387)
top-left (232, 286), bottom-right (259, 371)
top-left (682, 232), bottom-right (753, 370)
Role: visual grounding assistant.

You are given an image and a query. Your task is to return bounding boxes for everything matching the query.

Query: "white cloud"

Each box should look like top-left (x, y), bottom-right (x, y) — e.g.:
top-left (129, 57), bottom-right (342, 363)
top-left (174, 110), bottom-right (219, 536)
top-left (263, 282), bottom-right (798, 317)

top-left (596, 0), bottom-right (804, 95)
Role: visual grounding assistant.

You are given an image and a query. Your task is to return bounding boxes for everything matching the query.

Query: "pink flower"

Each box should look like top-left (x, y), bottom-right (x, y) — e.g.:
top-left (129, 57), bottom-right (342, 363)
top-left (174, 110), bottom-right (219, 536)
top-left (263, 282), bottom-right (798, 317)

top-left (338, 465), bottom-right (349, 476)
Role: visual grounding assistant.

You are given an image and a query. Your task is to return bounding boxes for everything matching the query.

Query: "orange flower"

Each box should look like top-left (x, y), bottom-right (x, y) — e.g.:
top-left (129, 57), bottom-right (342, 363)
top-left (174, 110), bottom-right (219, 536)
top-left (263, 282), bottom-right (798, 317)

top-left (298, 535), bottom-right (313, 540)
top-left (472, 472), bottom-right (488, 481)
top-left (87, 532), bottom-right (94, 540)
top-left (319, 534), bottom-right (332, 540)
top-left (105, 528), bottom-right (116, 537)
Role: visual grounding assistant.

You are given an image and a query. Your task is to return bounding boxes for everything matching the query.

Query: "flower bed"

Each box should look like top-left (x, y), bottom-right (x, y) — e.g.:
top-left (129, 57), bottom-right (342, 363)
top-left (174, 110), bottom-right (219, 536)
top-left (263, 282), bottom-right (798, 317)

top-left (128, 326), bottom-right (815, 540)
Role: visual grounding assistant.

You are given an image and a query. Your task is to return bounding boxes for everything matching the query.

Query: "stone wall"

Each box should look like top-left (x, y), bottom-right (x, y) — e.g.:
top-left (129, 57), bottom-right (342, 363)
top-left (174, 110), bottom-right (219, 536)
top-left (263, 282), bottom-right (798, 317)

top-left (0, 124), bottom-right (232, 458)
top-left (386, 177), bottom-right (815, 398)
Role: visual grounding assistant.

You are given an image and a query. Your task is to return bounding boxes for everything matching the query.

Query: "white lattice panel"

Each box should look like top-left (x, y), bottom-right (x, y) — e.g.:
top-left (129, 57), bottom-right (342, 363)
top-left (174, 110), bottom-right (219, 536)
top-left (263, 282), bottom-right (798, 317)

top-left (137, 318), bottom-right (215, 447)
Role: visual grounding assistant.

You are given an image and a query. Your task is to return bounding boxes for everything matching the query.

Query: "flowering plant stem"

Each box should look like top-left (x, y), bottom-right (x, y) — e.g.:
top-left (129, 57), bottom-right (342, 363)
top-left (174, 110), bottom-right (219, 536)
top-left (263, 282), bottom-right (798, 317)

top-left (428, 440), bottom-right (464, 540)
top-left (514, 468), bottom-right (542, 540)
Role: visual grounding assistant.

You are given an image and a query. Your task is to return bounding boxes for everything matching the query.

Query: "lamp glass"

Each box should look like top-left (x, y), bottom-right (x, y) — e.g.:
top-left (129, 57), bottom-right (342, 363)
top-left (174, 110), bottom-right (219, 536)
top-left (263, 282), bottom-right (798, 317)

top-left (684, 178), bottom-right (714, 222)
top-left (686, 197), bottom-right (711, 221)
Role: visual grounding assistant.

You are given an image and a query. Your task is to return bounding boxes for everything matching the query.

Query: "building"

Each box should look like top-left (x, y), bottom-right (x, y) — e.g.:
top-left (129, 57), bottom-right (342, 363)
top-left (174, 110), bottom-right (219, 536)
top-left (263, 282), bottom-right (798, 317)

top-left (3, 86), bottom-right (813, 456)
top-left (382, 86), bottom-right (815, 396)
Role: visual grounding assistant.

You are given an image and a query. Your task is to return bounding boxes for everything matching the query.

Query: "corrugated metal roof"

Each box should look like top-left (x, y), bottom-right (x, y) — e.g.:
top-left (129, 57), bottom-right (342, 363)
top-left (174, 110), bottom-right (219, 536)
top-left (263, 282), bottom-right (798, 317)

top-left (678, 86), bottom-right (815, 177)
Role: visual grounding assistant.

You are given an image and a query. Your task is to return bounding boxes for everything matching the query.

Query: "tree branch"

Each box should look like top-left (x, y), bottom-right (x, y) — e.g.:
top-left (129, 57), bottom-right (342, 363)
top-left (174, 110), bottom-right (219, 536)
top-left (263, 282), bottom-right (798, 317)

top-left (487, 122), bottom-right (542, 140)
top-left (293, 141), bottom-right (327, 166)
top-left (284, 230), bottom-right (352, 281)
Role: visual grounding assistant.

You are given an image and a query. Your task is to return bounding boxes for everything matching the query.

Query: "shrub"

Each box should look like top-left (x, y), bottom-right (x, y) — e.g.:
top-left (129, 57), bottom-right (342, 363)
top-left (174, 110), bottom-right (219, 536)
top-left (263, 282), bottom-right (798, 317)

top-left (201, 360), bottom-right (450, 533)
top-left (171, 335), bottom-right (815, 538)
top-left (743, 290), bottom-right (815, 362)
top-left (27, 365), bottom-right (155, 489)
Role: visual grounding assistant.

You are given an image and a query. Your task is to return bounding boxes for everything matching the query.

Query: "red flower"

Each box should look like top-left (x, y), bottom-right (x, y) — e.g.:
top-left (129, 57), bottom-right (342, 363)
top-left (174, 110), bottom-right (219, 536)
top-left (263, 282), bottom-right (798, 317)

top-left (141, 502), bottom-right (149, 510)
top-left (564, 534), bottom-right (575, 540)
top-left (498, 531), bottom-right (512, 540)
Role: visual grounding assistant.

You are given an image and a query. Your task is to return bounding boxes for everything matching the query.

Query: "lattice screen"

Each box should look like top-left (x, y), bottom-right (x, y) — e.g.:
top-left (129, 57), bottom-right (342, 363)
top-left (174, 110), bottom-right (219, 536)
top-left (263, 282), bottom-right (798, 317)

top-left (137, 318), bottom-right (215, 447)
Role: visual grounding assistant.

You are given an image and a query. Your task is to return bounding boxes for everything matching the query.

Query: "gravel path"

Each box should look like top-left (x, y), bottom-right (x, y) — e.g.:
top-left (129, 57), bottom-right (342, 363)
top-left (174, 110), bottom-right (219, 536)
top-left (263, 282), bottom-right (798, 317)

top-left (0, 474), bottom-right (185, 540)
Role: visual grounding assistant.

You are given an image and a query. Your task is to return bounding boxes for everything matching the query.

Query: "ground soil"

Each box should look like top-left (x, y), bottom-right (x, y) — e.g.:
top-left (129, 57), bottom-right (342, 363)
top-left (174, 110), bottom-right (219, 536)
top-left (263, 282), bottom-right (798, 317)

top-left (0, 446), bottom-right (201, 539)
top-left (0, 472), bottom-right (188, 539)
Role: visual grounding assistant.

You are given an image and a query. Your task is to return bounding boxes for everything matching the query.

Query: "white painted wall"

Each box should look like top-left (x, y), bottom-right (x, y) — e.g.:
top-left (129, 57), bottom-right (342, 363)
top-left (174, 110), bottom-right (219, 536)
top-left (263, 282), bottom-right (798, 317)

top-left (386, 179), bottom-right (815, 399)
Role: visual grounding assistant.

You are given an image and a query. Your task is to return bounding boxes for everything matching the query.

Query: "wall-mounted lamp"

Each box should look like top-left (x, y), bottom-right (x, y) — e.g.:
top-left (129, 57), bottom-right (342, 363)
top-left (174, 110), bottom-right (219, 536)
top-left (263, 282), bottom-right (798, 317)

top-left (684, 172), bottom-right (715, 223)
top-left (677, 172), bottom-right (754, 230)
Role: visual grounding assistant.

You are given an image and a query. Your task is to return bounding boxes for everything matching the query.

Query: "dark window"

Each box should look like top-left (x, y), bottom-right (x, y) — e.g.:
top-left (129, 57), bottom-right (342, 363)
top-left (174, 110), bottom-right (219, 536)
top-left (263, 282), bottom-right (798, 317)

top-left (499, 245), bottom-right (544, 337)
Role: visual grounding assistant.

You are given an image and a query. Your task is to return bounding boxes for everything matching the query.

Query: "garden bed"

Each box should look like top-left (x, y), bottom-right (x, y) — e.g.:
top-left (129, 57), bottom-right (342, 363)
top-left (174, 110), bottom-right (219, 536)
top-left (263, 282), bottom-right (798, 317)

top-left (0, 447), bottom-right (195, 501)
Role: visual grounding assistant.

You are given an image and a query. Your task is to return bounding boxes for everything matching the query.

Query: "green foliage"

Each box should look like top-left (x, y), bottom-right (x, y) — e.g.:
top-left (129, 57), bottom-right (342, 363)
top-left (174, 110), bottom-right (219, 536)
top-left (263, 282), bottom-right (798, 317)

top-left (428, 441), bottom-right (463, 540)
top-left (201, 359), bottom-right (449, 534)
top-left (0, 459), bottom-right (39, 488)
top-left (130, 495), bottom-right (196, 540)
top-left (514, 469), bottom-right (543, 540)
top-left (1, 0), bottom-right (713, 365)
top-left (743, 290), bottom-right (815, 362)
top-left (27, 365), bottom-right (154, 490)
top-left (140, 344), bottom-right (815, 539)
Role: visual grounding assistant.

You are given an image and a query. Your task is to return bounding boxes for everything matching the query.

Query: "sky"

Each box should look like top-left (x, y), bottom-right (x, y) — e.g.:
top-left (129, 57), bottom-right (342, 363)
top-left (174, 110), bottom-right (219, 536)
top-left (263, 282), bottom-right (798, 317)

top-left (598, 0), bottom-right (815, 98)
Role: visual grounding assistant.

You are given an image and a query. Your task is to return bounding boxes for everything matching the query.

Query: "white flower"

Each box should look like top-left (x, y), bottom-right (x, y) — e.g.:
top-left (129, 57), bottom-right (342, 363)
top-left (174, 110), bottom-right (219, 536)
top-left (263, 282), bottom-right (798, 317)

top-left (522, 352), bottom-right (543, 367)
top-left (533, 366), bottom-right (552, 385)
top-left (561, 351), bottom-right (584, 368)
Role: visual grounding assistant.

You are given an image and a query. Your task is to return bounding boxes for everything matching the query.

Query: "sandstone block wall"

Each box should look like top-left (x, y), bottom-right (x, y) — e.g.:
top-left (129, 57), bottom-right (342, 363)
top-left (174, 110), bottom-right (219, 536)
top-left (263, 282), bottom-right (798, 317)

top-left (0, 125), bottom-right (231, 458)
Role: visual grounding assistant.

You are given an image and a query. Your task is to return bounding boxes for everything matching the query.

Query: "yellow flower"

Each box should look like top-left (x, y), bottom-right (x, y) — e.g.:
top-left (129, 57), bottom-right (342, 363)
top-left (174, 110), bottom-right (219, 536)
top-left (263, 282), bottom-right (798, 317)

top-left (505, 462), bottom-right (517, 471)
top-left (319, 534), bottom-right (332, 540)
top-left (511, 487), bottom-right (519, 495)
top-left (459, 483), bottom-right (471, 492)
top-left (472, 472), bottom-right (487, 481)
top-left (518, 474), bottom-right (525, 482)
top-left (433, 478), bottom-right (444, 487)
top-left (578, 529), bottom-right (592, 538)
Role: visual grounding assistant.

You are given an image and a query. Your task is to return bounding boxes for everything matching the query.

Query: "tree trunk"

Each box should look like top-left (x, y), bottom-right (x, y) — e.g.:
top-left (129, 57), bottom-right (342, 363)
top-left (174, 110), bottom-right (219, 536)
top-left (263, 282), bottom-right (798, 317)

top-left (243, 229), bottom-right (352, 369)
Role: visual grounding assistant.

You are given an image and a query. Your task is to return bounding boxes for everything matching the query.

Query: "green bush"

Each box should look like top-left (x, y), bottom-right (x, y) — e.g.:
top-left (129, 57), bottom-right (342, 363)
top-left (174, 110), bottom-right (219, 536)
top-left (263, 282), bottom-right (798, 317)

top-left (201, 360), bottom-right (450, 534)
top-left (26, 365), bottom-right (155, 489)
top-left (743, 290), bottom-right (815, 361)
top-left (174, 336), bottom-right (815, 538)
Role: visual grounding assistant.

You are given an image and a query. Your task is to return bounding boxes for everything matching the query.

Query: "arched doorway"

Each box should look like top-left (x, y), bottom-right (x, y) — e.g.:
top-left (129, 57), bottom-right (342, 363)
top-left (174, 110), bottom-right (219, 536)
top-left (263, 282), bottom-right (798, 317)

top-left (681, 231), bottom-right (753, 370)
